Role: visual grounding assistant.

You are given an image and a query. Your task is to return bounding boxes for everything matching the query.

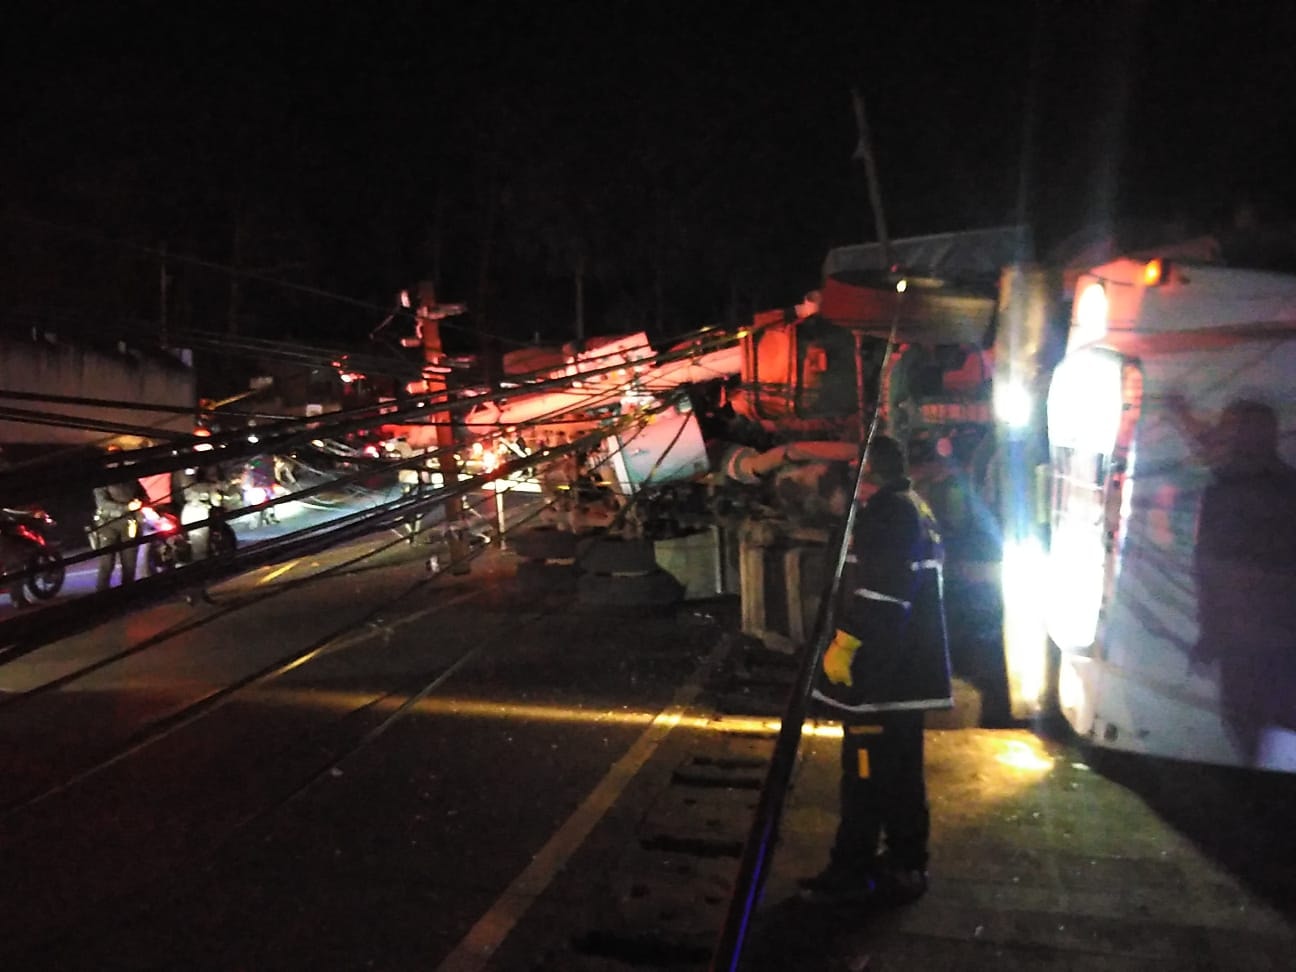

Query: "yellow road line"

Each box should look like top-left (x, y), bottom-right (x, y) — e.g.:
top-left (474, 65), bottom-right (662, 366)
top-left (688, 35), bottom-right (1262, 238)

top-left (257, 560), bottom-right (298, 585)
top-left (434, 637), bottom-right (730, 972)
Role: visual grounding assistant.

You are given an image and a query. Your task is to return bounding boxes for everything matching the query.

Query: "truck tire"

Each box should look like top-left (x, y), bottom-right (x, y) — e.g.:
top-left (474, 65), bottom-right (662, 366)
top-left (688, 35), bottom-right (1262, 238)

top-left (508, 526), bottom-right (578, 561)
top-left (576, 568), bottom-right (684, 609)
top-left (576, 536), bottom-right (657, 576)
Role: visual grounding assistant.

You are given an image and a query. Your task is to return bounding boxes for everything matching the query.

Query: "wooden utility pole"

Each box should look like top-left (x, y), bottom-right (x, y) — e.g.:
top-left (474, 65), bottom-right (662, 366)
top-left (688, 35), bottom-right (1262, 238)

top-left (415, 282), bottom-right (471, 573)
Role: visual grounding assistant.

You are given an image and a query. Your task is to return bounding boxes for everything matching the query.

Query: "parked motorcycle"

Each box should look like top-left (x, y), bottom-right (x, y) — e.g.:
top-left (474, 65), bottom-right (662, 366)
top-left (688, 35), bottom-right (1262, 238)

top-left (1, 506), bottom-right (66, 607)
top-left (142, 484), bottom-right (238, 576)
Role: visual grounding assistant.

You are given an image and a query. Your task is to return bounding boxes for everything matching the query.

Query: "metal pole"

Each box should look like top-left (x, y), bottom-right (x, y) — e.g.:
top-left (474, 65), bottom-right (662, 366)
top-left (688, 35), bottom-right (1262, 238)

top-left (494, 482), bottom-right (508, 551)
top-left (854, 331), bottom-right (868, 445)
top-left (851, 87), bottom-right (893, 268)
top-left (710, 301), bottom-right (904, 972)
top-left (715, 101), bottom-right (902, 971)
top-left (710, 438), bottom-right (872, 972)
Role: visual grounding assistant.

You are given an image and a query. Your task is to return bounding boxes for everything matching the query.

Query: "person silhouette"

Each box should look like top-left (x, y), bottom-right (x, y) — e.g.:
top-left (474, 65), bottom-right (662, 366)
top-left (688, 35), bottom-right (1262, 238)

top-left (1186, 398), bottom-right (1296, 764)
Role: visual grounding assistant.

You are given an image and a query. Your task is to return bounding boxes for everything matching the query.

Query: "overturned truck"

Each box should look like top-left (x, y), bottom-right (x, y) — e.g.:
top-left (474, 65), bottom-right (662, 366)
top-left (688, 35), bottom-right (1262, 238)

top-left (716, 229), bottom-right (1018, 718)
top-left (1011, 255), bottom-right (1296, 773)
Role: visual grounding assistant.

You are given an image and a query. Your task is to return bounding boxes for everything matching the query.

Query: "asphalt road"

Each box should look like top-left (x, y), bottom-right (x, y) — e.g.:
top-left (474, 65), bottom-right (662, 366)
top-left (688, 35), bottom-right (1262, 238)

top-left (9, 483), bottom-right (1290, 971)
top-left (0, 520), bottom-right (731, 970)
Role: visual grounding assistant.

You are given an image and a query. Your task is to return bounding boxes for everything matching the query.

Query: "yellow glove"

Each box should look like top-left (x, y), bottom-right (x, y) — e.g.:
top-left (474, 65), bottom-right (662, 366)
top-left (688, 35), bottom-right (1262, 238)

top-left (822, 630), bottom-right (861, 686)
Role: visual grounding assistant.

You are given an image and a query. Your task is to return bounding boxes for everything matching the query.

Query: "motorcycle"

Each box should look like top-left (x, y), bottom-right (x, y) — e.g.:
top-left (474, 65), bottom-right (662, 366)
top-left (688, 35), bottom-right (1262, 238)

top-left (240, 468), bottom-right (281, 526)
top-left (1, 506), bottom-right (66, 607)
top-left (142, 484), bottom-right (238, 575)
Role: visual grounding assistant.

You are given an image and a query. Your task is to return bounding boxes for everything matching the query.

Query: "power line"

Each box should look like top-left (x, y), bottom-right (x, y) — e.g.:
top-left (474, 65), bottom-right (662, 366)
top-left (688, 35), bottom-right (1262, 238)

top-left (4, 212), bottom-right (533, 349)
top-left (0, 318), bottom-right (748, 503)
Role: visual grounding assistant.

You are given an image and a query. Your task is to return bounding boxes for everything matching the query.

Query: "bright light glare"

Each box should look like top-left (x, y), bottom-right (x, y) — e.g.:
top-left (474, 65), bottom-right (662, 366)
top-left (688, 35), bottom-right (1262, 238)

top-left (994, 380), bottom-right (1032, 429)
top-left (994, 737), bottom-right (1055, 774)
top-left (1045, 525), bottom-right (1107, 651)
top-left (1001, 537), bottom-right (1049, 711)
top-left (1057, 656), bottom-right (1088, 717)
top-left (485, 478), bottom-right (542, 493)
top-left (1072, 281), bottom-right (1108, 347)
top-left (895, 278), bottom-right (908, 293)
top-left (1047, 349), bottom-right (1124, 454)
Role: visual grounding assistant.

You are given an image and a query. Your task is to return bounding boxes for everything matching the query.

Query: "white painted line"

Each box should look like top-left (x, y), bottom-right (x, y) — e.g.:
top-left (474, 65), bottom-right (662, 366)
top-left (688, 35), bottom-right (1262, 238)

top-left (434, 638), bottom-right (729, 972)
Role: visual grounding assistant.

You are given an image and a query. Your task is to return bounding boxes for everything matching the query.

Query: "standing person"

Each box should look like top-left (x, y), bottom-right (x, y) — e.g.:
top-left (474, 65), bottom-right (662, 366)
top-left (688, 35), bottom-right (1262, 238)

top-left (273, 453), bottom-right (297, 488)
top-left (801, 434), bottom-right (953, 907)
top-left (93, 446), bottom-right (149, 592)
top-left (1184, 398), bottom-right (1296, 764)
top-left (243, 454), bottom-right (278, 525)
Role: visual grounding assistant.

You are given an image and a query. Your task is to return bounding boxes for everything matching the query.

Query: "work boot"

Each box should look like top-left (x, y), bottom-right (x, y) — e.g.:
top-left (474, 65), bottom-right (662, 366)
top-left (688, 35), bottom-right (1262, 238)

top-left (873, 866), bottom-right (928, 907)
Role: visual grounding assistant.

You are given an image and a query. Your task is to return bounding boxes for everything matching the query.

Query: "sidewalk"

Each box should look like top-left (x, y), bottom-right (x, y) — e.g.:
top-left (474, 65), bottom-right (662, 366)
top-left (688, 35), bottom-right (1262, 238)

top-left (751, 723), bottom-right (1296, 970)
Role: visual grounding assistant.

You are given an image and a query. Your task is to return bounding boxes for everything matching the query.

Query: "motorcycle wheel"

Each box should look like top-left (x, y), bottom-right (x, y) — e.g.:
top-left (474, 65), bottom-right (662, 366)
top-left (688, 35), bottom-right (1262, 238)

top-left (24, 548), bottom-right (64, 600)
top-left (208, 522), bottom-right (238, 559)
top-left (146, 540), bottom-right (177, 576)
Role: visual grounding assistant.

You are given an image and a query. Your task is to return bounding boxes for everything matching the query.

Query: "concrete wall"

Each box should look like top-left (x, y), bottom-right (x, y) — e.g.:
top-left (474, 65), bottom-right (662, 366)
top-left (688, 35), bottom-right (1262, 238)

top-left (0, 336), bottom-right (195, 446)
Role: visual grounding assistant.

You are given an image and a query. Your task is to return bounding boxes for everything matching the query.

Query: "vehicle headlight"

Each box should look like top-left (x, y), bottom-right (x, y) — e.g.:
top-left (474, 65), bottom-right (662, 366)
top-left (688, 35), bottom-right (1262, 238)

top-left (1072, 281), bottom-right (1108, 347)
top-left (994, 380), bottom-right (1033, 429)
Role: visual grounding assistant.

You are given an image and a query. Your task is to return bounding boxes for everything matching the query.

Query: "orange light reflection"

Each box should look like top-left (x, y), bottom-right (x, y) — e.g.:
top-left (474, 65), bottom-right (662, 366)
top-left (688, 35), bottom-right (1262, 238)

top-left (248, 687), bottom-right (846, 737)
top-left (993, 736), bottom-right (1056, 774)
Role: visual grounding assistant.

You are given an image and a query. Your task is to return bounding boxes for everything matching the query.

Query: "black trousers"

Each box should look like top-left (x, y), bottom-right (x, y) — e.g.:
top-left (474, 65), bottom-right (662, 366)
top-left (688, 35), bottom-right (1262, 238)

top-left (831, 709), bottom-right (929, 872)
top-left (95, 520), bottom-right (139, 591)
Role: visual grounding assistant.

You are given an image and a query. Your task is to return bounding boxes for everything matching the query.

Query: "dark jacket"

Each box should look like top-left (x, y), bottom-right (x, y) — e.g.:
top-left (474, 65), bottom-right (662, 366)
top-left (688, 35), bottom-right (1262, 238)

top-left (93, 479), bottom-right (149, 523)
top-left (1192, 461), bottom-right (1296, 730)
top-left (813, 477), bottom-right (953, 713)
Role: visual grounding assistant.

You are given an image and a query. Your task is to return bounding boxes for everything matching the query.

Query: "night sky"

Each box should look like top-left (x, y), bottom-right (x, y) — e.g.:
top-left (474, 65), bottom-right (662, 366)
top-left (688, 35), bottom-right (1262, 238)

top-left (4, 2), bottom-right (1295, 353)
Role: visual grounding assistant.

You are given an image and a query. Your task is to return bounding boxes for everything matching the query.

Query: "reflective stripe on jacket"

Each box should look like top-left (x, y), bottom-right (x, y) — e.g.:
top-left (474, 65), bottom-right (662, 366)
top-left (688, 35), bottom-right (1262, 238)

top-left (813, 477), bottom-right (953, 713)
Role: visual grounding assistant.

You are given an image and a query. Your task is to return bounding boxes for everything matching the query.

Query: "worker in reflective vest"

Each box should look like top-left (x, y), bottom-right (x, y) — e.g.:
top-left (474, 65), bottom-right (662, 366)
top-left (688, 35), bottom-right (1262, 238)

top-left (803, 433), bottom-right (953, 906)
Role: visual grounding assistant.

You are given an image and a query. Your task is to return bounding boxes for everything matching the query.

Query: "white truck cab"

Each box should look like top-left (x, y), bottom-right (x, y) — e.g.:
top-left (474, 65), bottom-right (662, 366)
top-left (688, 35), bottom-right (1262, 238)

top-left (1029, 256), bottom-right (1296, 771)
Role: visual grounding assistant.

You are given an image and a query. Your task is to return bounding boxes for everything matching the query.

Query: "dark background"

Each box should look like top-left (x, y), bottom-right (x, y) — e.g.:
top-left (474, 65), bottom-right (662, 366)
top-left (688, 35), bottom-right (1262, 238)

top-left (3, 1), bottom-right (1294, 355)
